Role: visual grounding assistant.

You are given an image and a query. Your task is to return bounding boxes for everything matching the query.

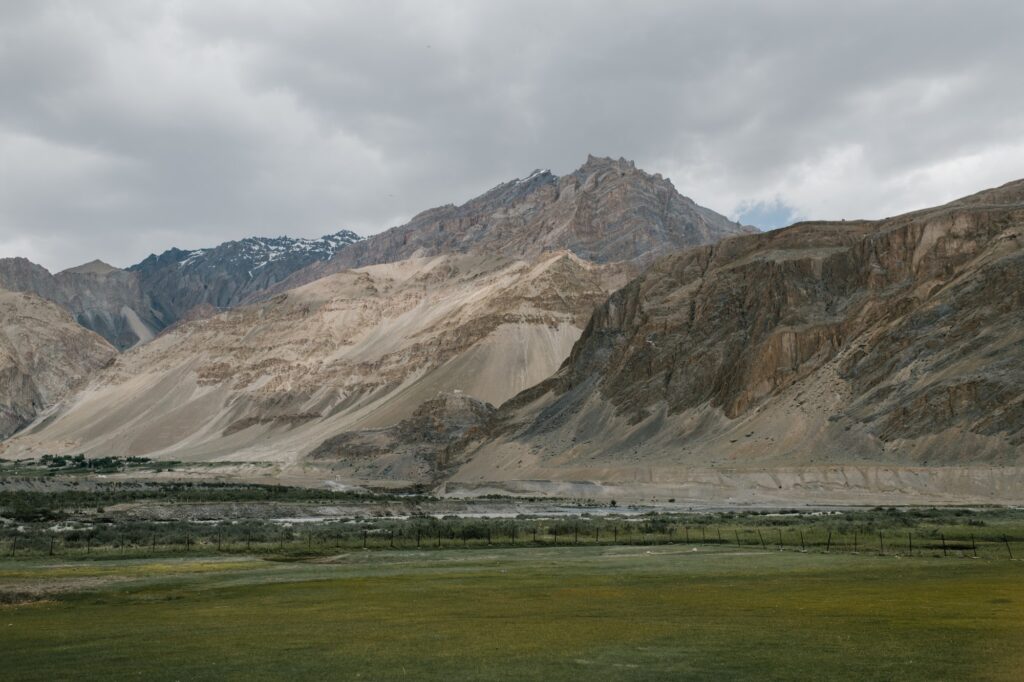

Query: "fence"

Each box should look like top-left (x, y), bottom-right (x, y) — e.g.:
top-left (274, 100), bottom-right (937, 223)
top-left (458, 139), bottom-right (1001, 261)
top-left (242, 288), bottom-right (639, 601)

top-left (3, 521), bottom-right (1020, 561)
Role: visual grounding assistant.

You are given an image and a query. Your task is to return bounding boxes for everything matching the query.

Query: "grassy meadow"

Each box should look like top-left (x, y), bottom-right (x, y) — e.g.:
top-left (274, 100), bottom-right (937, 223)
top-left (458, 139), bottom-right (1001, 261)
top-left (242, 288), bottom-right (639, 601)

top-left (2, 544), bottom-right (1022, 681)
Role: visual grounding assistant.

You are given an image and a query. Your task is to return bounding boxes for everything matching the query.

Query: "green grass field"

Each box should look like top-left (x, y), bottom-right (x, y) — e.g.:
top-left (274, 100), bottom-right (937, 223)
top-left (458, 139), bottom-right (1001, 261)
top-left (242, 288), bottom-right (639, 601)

top-left (2, 546), bottom-right (1022, 680)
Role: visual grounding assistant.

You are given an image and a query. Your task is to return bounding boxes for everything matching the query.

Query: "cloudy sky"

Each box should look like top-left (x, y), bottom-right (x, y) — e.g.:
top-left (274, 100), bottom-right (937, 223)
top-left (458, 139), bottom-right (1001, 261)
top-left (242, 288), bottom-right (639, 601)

top-left (2, 1), bottom-right (1022, 272)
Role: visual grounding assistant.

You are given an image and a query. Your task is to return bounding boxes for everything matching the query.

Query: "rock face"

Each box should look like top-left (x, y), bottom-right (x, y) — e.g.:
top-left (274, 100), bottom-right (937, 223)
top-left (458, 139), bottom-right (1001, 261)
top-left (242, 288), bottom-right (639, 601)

top-left (309, 392), bottom-right (497, 482)
top-left (274, 156), bottom-right (752, 293)
top-left (0, 258), bottom-right (158, 350)
top-left (0, 290), bottom-right (116, 439)
top-left (2, 251), bottom-right (618, 479)
top-left (453, 179), bottom-right (1024, 486)
top-left (129, 230), bottom-right (362, 326)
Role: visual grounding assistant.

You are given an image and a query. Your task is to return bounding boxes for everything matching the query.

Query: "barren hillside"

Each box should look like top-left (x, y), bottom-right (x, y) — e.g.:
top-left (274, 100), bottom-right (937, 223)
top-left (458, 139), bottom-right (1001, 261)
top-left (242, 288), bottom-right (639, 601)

top-left (446, 180), bottom-right (1024, 501)
top-left (2, 252), bottom-right (617, 483)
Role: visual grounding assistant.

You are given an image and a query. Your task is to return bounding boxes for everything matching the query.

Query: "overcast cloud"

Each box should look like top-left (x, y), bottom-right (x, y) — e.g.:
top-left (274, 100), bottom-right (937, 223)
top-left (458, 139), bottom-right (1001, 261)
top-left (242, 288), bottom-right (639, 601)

top-left (2, 1), bottom-right (1022, 272)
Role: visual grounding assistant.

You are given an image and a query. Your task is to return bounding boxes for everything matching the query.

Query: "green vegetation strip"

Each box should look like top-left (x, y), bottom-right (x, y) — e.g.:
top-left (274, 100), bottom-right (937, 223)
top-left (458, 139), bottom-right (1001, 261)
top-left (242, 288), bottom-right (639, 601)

top-left (1, 546), bottom-right (1022, 681)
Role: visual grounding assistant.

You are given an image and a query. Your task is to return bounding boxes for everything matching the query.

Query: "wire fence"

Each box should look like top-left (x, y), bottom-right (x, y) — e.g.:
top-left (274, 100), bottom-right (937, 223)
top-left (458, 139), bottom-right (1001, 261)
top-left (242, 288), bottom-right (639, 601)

top-left (3, 521), bottom-right (1020, 561)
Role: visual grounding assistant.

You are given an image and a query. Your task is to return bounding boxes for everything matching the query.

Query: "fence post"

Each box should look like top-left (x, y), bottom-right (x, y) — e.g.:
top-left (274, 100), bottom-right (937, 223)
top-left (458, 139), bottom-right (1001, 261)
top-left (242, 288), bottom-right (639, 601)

top-left (735, 530), bottom-right (741, 548)
top-left (153, 533), bottom-right (157, 553)
top-left (778, 528), bottom-right (783, 551)
top-left (595, 527), bottom-right (599, 544)
top-left (702, 527), bottom-right (706, 545)
top-left (878, 532), bottom-right (883, 556)
top-left (718, 529), bottom-right (723, 545)
top-left (363, 530), bottom-right (367, 549)
top-left (416, 528), bottom-right (421, 548)
top-left (757, 530), bottom-right (767, 551)
top-left (853, 532), bottom-right (858, 553)
top-left (908, 533), bottom-right (912, 556)
top-left (1004, 535), bottom-right (1013, 559)
top-left (10, 536), bottom-right (15, 556)
top-left (574, 526), bottom-right (578, 545)
top-left (800, 530), bottom-right (805, 551)
top-left (49, 536), bottom-right (55, 556)
top-left (613, 527), bottom-right (618, 544)
top-left (941, 534), bottom-right (947, 557)
top-left (826, 531), bottom-right (832, 553)
top-left (512, 525), bottom-right (516, 545)
top-left (971, 534), bottom-right (977, 558)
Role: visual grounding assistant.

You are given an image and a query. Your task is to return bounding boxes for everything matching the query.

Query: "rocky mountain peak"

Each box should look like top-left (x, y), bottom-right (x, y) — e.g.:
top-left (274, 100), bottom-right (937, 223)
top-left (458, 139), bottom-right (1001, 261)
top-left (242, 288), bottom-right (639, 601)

top-left (124, 228), bottom-right (363, 335)
top-left (579, 154), bottom-right (637, 174)
top-left (270, 156), bottom-right (751, 294)
top-left (61, 260), bottom-right (120, 276)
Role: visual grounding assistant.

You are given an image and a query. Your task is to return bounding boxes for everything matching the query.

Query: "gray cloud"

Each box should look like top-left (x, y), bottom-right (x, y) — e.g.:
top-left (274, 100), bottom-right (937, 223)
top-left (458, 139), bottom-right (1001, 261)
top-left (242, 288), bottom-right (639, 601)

top-left (2, 0), bottom-right (1023, 271)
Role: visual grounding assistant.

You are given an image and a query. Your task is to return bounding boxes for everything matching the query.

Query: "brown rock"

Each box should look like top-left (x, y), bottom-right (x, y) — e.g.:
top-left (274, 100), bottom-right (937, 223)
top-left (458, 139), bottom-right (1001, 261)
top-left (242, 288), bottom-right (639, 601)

top-left (0, 289), bottom-right (116, 439)
top-left (465, 178), bottom-right (1024, 476)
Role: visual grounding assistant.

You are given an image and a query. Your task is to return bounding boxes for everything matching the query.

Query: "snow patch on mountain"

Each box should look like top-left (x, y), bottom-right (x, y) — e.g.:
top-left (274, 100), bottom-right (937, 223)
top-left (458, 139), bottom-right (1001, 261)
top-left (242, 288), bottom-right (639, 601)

top-left (174, 230), bottom-right (362, 271)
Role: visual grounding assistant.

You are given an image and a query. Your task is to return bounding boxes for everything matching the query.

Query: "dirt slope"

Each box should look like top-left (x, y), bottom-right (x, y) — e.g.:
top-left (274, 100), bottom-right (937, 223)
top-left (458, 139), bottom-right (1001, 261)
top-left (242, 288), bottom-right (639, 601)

top-left (2, 252), bottom-right (616, 478)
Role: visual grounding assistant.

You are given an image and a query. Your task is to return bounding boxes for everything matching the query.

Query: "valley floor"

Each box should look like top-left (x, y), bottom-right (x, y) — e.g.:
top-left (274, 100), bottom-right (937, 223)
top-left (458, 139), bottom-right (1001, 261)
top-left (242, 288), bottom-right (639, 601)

top-left (2, 545), bottom-right (1023, 680)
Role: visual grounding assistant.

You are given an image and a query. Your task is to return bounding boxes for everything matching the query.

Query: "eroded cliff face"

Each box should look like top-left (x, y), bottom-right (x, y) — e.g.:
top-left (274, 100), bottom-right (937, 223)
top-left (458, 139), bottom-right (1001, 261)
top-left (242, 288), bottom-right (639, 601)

top-left (272, 156), bottom-right (752, 294)
top-left (0, 290), bottom-right (116, 439)
top-left (309, 392), bottom-right (497, 482)
top-left (0, 259), bottom-right (158, 350)
top-left (459, 180), bottom-right (1024, 478)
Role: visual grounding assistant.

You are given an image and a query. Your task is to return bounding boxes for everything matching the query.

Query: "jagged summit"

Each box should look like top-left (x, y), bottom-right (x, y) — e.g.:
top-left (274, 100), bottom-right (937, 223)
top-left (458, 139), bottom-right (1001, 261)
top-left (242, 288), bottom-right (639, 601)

top-left (126, 229), bottom-right (363, 327)
top-left (274, 156), bottom-right (752, 292)
top-left (132, 230), bottom-right (362, 274)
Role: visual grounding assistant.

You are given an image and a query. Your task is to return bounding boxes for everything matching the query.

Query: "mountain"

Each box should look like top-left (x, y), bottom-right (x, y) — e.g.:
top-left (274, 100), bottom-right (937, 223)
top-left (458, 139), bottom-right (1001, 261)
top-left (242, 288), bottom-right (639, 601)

top-left (129, 230), bottom-right (362, 326)
top-left (1, 157), bottom-right (740, 352)
top-left (0, 289), bottom-right (117, 439)
top-left (271, 156), bottom-right (752, 294)
top-left (446, 179), bottom-right (1024, 501)
top-left (0, 230), bottom-right (362, 349)
top-left (0, 258), bottom-right (159, 350)
top-left (2, 251), bottom-right (620, 477)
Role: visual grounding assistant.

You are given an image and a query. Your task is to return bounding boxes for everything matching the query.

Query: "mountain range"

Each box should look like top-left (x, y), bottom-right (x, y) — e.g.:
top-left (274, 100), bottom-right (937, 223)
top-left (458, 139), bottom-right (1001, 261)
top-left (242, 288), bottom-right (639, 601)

top-left (0, 231), bottom-right (363, 349)
top-left (1, 156), bottom-right (1020, 504)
